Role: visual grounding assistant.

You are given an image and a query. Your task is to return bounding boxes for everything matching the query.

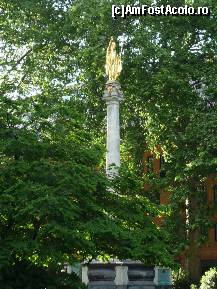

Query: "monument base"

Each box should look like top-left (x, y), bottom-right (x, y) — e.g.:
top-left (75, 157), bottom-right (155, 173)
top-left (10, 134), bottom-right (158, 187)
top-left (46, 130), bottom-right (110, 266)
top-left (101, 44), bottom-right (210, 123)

top-left (81, 261), bottom-right (172, 289)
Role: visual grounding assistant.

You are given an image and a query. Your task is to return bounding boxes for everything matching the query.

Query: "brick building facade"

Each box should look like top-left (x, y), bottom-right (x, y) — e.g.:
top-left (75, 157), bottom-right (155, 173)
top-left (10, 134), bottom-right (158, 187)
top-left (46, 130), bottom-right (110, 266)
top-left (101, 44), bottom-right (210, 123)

top-left (144, 150), bottom-right (217, 276)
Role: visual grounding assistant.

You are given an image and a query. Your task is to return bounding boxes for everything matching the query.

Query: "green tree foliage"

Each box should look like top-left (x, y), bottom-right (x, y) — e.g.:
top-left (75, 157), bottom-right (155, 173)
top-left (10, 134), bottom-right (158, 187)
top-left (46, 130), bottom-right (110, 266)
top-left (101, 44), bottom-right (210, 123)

top-left (0, 261), bottom-right (86, 289)
top-left (0, 88), bottom-right (172, 287)
top-left (1, 0), bottom-right (217, 283)
top-left (63, 2), bottom-right (217, 280)
top-left (68, 0), bottom-right (217, 281)
top-left (0, 0), bottom-right (175, 287)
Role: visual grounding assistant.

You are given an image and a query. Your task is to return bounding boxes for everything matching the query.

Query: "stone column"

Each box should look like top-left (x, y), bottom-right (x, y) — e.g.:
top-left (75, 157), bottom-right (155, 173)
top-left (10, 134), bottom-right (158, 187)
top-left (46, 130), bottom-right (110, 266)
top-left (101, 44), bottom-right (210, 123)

top-left (103, 80), bottom-right (123, 176)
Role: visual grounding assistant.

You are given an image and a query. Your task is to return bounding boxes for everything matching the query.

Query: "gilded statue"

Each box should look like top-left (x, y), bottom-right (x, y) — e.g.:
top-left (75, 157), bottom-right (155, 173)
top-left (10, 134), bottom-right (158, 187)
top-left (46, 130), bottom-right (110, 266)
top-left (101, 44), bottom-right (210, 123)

top-left (105, 37), bottom-right (122, 81)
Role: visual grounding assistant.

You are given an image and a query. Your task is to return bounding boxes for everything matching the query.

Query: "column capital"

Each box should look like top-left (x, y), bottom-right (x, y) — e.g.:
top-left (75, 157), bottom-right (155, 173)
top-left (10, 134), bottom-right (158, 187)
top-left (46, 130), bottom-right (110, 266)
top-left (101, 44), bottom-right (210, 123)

top-left (103, 80), bottom-right (123, 103)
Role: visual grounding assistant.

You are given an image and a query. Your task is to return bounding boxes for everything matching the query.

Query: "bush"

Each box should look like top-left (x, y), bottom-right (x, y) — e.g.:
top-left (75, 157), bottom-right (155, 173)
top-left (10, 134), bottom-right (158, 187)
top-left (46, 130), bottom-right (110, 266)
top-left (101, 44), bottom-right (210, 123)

top-left (0, 260), bottom-right (86, 289)
top-left (200, 267), bottom-right (217, 289)
top-left (172, 269), bottom-right (191, 289)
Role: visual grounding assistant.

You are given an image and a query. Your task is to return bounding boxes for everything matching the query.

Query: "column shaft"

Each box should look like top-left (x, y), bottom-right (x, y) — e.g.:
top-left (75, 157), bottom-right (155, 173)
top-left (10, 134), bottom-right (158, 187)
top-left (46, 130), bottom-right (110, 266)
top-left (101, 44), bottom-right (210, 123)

top-left (106, 100), bottom-right (120, 174)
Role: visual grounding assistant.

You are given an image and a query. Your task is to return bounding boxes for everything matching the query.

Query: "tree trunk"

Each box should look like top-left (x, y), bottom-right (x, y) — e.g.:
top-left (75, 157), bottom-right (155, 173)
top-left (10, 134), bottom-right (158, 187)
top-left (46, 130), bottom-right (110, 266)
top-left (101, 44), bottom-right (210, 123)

top-left (187, 230), bottom-right (201, 283)
top-left (185, 194), bottom-right (201, 283)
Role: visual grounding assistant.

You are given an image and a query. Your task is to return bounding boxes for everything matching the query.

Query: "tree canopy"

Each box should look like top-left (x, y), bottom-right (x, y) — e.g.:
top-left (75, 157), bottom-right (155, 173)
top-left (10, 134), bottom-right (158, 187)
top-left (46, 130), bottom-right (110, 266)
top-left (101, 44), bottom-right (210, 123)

top-left (0, 0), bottom-right (217, 286)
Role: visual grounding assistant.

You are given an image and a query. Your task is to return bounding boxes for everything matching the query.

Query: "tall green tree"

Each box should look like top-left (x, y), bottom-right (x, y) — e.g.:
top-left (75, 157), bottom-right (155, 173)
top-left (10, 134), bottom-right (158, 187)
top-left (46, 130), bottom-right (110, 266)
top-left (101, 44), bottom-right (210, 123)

top-left (0, 89), bottom-right (172, 288)
top-left (1, 0), bottom-right (217, 283)
top-left (64, 0), bottom-right (217, 282)
top-left (0, 0), bottom-right (174, 287)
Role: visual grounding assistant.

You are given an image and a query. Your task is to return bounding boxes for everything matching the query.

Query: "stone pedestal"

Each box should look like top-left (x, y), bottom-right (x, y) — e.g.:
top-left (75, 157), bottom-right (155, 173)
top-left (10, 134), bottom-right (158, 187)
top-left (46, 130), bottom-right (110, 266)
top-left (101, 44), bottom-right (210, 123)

top-left (102, 81), bottom-right (123, 176)
top-left (81, 262), bottom-right (172, 289)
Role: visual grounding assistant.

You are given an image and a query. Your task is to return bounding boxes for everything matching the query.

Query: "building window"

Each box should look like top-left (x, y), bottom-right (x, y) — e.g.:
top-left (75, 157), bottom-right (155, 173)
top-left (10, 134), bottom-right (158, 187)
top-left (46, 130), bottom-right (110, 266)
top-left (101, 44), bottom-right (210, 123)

top-left (202, 185), bottom-right (207, 202)
top-left (215, 223), bottom-right (217, 241)
top-left (200, 224), bottom-right (208, 239)
top-left (147, 156), bottom-right (154, 173)
top-left (214, 185), bottom-right (217, 203)
top-left (159, 155), bottom-right (166, 177)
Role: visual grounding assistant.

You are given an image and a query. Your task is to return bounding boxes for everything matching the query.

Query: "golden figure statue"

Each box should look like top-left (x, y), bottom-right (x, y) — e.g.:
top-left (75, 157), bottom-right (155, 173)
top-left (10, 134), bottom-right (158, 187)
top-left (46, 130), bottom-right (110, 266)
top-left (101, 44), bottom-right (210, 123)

top-left (105, 37), bottom-right (122, 81)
